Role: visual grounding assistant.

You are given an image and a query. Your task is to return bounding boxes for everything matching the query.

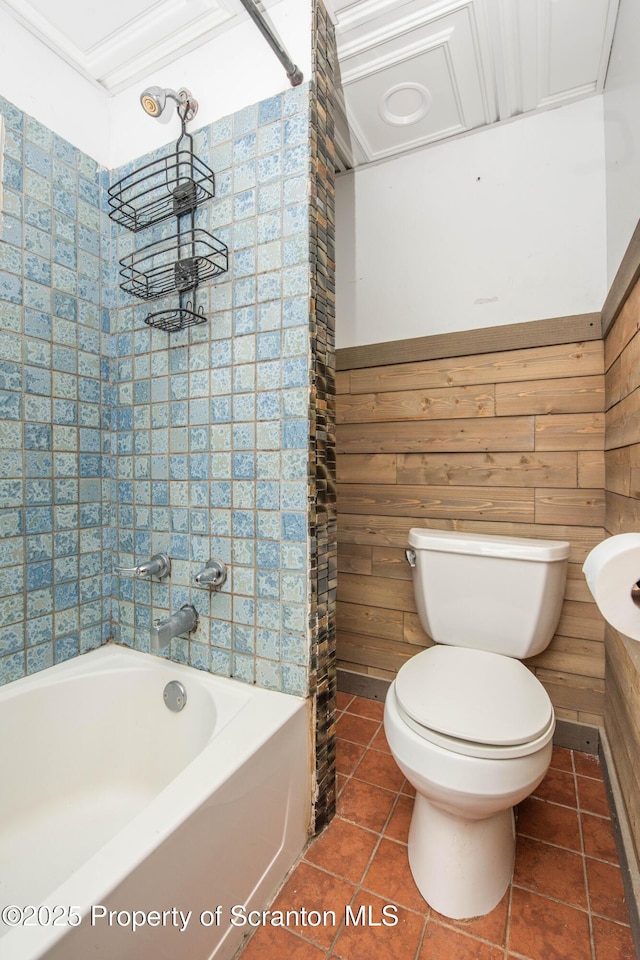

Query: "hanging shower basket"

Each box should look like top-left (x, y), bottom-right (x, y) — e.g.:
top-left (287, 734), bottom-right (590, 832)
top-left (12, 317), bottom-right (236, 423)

top-left (113, 98), bottom-right (228, 332)
top-left (119, 228), bottom-right (228, 300)
top-left (144, 297), bottom-right (208, 333)
top-left (108, 148), bottom-right (215, 232)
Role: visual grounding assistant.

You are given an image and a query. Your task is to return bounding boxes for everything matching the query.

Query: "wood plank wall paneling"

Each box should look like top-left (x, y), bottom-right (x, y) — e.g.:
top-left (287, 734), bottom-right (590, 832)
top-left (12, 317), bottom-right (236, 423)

top-left (336, 336), bottom-right (606, 725)
top-left (604, 268), bottom-right (640, 865)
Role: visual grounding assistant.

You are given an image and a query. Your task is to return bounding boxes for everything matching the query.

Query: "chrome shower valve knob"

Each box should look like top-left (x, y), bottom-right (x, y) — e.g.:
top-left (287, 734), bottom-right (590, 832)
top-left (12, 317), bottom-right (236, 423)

top-left (194, 559), bottom-right (227, 588)
top-left (117, 553), bottom-right (171, 580)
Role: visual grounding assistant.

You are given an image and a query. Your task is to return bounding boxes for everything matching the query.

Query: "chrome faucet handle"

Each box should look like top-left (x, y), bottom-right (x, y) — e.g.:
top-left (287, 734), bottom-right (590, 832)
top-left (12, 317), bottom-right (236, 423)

top-left (194, 559), bottom-right (227, 588)
top-left (117, 553), bottom-right (171, 580)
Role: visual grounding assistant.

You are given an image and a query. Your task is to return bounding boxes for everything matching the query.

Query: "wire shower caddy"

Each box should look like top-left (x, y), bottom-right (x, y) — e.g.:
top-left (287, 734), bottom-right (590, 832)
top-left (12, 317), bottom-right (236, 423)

top-left (108, 107), bottom-right (228, 332)
top-left (119, 229), bottom-right (228, 300)
top-left (107, 150), bottom-right (215, 233)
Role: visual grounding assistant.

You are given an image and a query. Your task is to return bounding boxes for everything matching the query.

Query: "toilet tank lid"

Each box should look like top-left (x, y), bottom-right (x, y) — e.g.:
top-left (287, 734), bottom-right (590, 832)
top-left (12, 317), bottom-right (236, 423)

top-left (407, 529), bottom-right (570, 562)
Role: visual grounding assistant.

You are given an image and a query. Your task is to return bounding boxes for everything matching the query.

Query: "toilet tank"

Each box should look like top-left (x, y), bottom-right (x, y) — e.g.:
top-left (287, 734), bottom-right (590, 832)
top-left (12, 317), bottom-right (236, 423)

top-left (407, 529), bottom-right (570, 658)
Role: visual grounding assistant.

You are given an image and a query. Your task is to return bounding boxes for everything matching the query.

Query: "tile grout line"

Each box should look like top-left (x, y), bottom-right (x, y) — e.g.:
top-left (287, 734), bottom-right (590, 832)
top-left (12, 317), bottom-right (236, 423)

top-left (233, 707), bottom-right (386, 960)
top-left (573, 750), bottom-right (598, 960)
top-left (337, 731), bottom-right (515, 959)
top-left (337, 719), bottom-right (433, 959)
top-left (237, 721), bottom-right (634, 959)
top-left (338, 720), bottom-right (595, 956)
top-left (302, 769), bottom-right (429, 959)
top-left (503, 882), bottom-right (514, 960)
top-left (314, 725), bottom-right (627, 956)
top-left (326, 781), bottom-right (409, 958)
top-left (411, 912), bottom-right (430, 960)
top-left (356, 777), bottom-right (432, 960)
top-left (516, 827), bottom-right (619, 865)
top-left (285, 716), bottom-right (407, 957)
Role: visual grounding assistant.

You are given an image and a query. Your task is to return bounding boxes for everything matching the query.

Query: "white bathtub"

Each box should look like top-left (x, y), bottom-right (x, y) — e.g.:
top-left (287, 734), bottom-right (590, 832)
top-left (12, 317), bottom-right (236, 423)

top-left (0, 644), bottom-right (311, 960)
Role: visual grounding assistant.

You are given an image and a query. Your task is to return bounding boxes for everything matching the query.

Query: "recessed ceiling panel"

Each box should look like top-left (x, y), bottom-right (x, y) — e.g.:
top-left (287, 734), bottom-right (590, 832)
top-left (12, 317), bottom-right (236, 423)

top-left (344, 44), bottom-right (466, 160)
top-left (337, 2), bottom-right (497, 163)
top-left (332, 0), bottom-right (620, 169)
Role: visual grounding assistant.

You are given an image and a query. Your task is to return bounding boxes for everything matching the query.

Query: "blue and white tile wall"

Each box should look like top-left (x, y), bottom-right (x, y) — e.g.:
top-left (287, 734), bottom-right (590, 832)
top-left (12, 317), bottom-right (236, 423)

top-left (0, 86), bottom-right (312, 696)
top-left (0, 96), bottom-right (113, 684)
top-left (111, 87), bottom-right (311, 695)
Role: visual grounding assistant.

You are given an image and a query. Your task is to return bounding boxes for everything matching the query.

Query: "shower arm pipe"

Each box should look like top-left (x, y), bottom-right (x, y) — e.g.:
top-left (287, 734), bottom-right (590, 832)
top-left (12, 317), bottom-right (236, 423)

top-left (238, 0), bottom-right (303, 86)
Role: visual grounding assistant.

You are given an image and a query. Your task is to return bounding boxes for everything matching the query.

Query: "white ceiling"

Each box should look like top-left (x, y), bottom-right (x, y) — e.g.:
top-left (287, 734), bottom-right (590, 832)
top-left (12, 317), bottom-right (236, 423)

top-left (0, 0), bottom-right (621, 171)
top-left (330, 0), bottom-right (620, 170)
top-left (0, 0), bottom-right (268, 93)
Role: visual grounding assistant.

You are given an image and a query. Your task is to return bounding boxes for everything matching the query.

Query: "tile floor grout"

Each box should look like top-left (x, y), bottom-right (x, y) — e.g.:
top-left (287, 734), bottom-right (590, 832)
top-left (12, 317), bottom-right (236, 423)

top-left (574, 749), bottom-right (598, 960)
top-left (236, 694), bottom-right (636, 960)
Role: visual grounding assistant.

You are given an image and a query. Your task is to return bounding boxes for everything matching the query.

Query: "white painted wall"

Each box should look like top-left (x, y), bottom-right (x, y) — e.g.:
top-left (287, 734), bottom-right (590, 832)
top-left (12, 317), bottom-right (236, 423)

top-left (603, 0), bottom-right (640, 285)
top-left (336, 97), bottom-right (607, 349)
top-left (0, 12), bottom-right (110, 163)
top-left (0, 1), bottom-right (311, 168)
top-left (109, 0), bottom-right (312, 168)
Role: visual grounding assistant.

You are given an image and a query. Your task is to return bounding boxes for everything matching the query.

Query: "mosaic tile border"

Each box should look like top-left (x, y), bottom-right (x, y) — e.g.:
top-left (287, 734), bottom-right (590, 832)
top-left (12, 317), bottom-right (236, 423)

top-left (309, 0), bottom-right (337, 833)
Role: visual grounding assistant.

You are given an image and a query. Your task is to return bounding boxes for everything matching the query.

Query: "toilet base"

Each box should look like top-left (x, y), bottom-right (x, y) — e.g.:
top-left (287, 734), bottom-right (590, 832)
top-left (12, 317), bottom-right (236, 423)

top-left (407, 793), bottom-right (516, 919)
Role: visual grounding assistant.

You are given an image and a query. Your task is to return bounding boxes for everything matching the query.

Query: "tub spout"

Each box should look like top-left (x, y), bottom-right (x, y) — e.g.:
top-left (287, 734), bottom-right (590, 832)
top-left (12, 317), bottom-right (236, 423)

top-left (151, 603), bottom-right (198, 652)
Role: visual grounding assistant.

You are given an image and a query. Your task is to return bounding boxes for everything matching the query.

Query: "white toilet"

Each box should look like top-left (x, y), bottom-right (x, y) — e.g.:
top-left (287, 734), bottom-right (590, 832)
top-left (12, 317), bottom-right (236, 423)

top-left (384, 528), bottom-right (570, 920)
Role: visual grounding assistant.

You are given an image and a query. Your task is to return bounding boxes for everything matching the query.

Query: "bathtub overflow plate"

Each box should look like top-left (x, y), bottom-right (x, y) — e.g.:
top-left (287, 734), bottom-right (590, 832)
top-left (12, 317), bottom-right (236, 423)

top-left (164, 680), bottom-right (187, 712)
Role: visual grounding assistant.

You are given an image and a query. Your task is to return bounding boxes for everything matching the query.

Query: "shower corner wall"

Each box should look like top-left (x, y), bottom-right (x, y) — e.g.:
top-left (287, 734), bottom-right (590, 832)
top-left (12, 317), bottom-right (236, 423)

top-left (0, 96), bottom-right (114, 680)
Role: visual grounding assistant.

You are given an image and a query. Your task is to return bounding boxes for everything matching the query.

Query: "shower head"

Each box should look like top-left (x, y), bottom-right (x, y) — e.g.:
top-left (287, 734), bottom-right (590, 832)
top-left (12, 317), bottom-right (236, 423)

top-left (140, 86), bottom-right (167, 118)
top-left (139, 86), bottom-right (198, 123)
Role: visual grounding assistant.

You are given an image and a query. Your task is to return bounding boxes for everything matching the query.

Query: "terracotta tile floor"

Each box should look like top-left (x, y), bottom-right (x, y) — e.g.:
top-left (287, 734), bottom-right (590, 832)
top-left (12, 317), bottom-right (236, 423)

top-left (237, 693), bottom-right (637, 960)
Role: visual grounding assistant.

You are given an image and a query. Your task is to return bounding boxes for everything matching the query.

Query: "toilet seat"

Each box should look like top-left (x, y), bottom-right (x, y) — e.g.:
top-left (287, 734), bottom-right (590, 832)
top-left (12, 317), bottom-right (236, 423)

top-left (394, 646), bottom-right (555, 760)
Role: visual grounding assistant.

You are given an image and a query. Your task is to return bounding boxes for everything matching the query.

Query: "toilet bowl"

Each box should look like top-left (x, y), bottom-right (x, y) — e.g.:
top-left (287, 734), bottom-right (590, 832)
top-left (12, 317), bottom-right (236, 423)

top-left (383, 529), bottom-right (569, 919)
top-left (386, 646), bottom-right (554, 918)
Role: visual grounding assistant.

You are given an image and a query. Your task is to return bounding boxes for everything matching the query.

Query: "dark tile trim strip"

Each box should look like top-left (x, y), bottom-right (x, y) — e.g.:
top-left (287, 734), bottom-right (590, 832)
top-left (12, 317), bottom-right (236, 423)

top-left (309, 0), bottom-right (337, 835)
top-left (340, 670), bottom-right (601, 758)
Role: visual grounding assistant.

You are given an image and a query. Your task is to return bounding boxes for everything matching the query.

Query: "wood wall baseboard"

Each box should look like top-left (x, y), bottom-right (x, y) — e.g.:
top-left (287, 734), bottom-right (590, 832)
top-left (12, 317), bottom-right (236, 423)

top-left (337, 668), bottom-right (390, 702)
top-left (337, 666), bottom-right (601, 755)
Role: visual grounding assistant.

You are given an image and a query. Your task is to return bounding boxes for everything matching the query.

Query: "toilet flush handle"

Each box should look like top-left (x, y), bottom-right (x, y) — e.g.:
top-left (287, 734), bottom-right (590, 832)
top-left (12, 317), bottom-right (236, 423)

top-left (406, 549), bottom-right (416, 568)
